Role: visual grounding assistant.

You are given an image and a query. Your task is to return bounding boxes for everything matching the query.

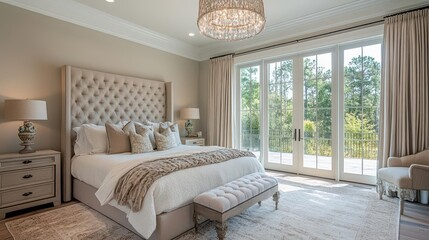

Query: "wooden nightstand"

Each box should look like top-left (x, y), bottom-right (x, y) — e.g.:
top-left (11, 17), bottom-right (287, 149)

top-left (0, 150), bottom-right (61, 219)
top-left (181, 137), bottom-right (205, 146)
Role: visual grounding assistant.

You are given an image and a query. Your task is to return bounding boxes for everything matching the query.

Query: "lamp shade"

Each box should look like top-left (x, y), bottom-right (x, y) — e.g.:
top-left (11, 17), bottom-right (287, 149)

top-left (4, 99), bottom-right (47, 120)
top-left (180, 108), bottom-right (200, 120)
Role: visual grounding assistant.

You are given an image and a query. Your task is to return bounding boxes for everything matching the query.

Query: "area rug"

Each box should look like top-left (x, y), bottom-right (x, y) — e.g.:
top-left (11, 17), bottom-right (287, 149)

top-left (179, 172), bottom-right (399, 240)
top-left (5, 203), bottom-right (140, 240)
top-left (6, 172), bottom-right (398, 240)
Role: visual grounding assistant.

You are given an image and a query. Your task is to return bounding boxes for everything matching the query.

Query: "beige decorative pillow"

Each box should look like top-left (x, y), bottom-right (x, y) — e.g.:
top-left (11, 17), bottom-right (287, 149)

top-left (129, 132), bottom-right (153, 154)
top-left (135, 122), bottom-right (156, 149)
top-left (154, 127), bottom-right (177, 151)
top-left (106, 121), bottom-right (136, 154)
top-left (157, 122), bottom-right (181, 146)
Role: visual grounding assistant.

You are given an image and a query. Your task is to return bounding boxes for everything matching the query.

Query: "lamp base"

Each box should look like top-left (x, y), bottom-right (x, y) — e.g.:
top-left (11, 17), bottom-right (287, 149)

top-left (19, 144), bottom-right (36, 154)
top-left (18, 121), bottom-right (36, 154)
top-left (185, 120), bottom-right (193, 137)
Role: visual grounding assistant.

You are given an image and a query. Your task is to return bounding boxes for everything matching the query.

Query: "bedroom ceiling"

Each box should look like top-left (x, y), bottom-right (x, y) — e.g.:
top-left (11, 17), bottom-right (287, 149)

top-left (2, 0), bottom-right (429, 60)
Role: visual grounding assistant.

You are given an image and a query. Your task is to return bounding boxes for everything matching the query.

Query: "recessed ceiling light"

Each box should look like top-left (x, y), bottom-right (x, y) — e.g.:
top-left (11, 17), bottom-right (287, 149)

top-left (106, 0), bottom-right (114, 2)
top-left (188, 33), bottom-right (195, 37)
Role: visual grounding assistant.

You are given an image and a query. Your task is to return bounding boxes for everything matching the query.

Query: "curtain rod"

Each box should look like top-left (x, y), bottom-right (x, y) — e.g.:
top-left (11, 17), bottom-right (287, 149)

top-left (209, 5), bottom-right (428, 60)
top-left (209, 19), bottom-right (383, 59)
top-left (384, 5), bottom-right (428, 18)
top-left (235, 20), bottom-right (383, 57)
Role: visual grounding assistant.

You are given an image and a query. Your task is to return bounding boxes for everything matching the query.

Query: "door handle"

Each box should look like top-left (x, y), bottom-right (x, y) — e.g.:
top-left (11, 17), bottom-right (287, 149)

top-left (293, 129), bottom-right (297, 141)
top-left (298, 129), bottom-right (301, 141)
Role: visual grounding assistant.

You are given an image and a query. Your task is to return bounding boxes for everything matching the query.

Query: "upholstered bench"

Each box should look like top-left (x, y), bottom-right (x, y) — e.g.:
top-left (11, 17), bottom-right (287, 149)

top-left (193, 172), bottom-right (280, 240)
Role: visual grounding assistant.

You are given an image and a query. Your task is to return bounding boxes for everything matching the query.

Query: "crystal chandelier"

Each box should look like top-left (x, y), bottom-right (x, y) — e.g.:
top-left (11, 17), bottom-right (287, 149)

top-left (197, 0), bottom-right (266, 41)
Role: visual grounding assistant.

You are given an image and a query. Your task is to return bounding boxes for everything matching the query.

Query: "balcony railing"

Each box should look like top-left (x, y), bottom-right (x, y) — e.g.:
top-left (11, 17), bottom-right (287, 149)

top-left (240, 132), bottom-right (378, 160)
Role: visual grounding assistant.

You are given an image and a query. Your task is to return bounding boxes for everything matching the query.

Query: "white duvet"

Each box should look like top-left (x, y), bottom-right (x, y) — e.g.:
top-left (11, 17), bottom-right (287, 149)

top-left (71, 145), bottom-right (263, 238)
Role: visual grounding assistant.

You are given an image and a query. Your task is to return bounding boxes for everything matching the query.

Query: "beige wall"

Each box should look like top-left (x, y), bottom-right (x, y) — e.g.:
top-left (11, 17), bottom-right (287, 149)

top-left (0, 3), bottom-right (200, 154)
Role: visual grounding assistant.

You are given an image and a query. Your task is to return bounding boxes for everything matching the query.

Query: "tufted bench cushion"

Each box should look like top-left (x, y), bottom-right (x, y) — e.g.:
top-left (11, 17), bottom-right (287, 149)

top-left (193, 172), bottom-right (279, 240)
top-left (194, 172), bottom-right (278, 213)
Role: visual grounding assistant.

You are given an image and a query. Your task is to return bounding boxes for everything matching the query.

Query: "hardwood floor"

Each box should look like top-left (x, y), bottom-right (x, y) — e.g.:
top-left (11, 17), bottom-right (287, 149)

top-left (400, 202), bottom-right (429, 240)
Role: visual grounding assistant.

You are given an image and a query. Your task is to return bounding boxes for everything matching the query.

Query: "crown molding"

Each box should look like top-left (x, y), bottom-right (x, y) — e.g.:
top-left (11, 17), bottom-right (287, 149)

top-left (198, 0), bottom-right (429, 60)
top-left (0, 0), bottom-right (202, 61)
top-left (2, 0), bottom-right (427, 61)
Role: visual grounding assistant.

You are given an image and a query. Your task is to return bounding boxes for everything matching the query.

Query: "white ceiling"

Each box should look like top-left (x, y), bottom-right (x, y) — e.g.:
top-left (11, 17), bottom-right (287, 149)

top-left (2, 0), bottom-right (429, 60)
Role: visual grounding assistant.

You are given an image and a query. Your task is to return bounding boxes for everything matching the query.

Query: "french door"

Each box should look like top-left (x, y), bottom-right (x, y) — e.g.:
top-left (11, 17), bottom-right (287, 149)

top-left (238, 50), bottom-right (336, 179)
top-left (237, 39), bottom-right (381, 184)
top-left (339, 41), bottom-right (381, 184)
top-left (263, 51), bottom-right (336, 179)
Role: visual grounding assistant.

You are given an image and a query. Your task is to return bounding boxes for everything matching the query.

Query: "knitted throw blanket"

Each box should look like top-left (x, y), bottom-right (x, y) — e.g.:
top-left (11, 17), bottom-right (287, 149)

top-left (114, 148), bottom-right (255, 212)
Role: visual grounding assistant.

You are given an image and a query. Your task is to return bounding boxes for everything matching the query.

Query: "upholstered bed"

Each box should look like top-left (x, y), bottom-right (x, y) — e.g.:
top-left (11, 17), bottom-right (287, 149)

top-left (60, 66), bottom-right (263, 239)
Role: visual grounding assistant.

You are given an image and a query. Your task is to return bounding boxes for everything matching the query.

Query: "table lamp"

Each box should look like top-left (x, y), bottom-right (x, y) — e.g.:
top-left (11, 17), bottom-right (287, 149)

top-left (180, 108), bottom-right (200, 137)
top-left (4, 99), bottom-right (47, 154)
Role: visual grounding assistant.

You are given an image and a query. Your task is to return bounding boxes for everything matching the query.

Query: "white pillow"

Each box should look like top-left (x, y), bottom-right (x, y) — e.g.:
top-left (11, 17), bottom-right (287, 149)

top-left (73, 123), bottom-right (112, 155)
top-left (169, 123), bottom-right (181, 146)
top-left (73, 126), bottom-right (91, 156)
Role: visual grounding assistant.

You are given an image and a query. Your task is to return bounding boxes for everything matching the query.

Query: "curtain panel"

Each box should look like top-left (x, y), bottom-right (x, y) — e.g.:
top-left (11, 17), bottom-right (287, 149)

top-left (379, 9), bottom-right (429, 167)
top-left (207, 55), bottom-right (233, 147)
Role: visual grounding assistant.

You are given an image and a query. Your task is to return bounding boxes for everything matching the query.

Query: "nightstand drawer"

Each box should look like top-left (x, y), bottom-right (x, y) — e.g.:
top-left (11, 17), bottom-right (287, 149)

top-left (185, 139), bottom-right (205, 146)
top-left (0, 166), bottom-right (54, 189)
top-left (0, 182), bottom-right (54, 208)
top-left (0, 156), bottom-right (55, 169)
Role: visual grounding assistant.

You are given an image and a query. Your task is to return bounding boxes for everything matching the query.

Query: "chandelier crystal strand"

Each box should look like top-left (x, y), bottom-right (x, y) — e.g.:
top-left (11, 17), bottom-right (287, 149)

top-left (198, 0), bottom-right (265, 41)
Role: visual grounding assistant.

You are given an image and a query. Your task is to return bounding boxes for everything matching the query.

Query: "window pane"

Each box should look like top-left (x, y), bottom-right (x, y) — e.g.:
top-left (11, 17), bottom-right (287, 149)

top-left (268, 60), bottom-right (294, 165)
top-left (343, 44), bottom-right (381, 176)
top-left (239, 66), bottom-right (260, 158)
top-left (303, 53), bottom-right (332, 170)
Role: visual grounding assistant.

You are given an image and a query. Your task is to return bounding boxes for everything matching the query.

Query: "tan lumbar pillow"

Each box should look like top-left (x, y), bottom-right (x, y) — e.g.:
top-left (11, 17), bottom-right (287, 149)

top-left (106, 121), bottom-right (135, 154)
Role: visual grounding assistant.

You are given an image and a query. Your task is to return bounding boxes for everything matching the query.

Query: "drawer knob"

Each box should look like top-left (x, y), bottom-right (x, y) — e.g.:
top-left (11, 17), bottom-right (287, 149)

top-left (22, 160), bottom-right (33, 164)
top-left (22, 192), bottom-right (33, 197)
top-left (22, 174), bottom-right (33, 179)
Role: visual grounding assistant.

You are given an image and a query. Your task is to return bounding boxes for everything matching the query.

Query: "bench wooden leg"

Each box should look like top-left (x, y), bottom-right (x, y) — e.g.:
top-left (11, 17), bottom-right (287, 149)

top-left (193, 212), bottom-right (198, 232)
top-left (273, 191), bottom-right (280, 210)
top-left (399, 189), bottom-right (405, 215)
top-left (377, 179), bottom-right (383, 200)
top-left (215, 222), bottom-right (227, 240)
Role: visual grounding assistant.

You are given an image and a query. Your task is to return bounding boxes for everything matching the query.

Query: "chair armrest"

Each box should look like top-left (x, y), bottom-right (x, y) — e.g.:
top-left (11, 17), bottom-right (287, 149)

top-left (409, 164), bottom-right (429, 190)
top-left (388, 157), bottom-right (403, 167)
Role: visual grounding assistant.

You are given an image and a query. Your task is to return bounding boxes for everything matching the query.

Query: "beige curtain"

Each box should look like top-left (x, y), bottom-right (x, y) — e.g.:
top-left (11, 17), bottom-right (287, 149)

top-left (207, 55), bottom-right (233, 147)
top-left (379, 9), bottom-right (429, 167)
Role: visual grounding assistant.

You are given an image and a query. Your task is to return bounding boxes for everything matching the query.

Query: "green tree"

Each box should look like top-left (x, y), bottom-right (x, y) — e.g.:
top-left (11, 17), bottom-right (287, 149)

top-left (240, 67), bottom-right (260, 151)
top-left (268, 60), bottom-right (293, 152)
top-left (344, 56), bottom-right (381, 130)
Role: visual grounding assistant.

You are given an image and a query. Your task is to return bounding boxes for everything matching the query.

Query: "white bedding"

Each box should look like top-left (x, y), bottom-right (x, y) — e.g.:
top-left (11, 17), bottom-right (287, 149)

top-left (71, 145), bottom-right (264, 238)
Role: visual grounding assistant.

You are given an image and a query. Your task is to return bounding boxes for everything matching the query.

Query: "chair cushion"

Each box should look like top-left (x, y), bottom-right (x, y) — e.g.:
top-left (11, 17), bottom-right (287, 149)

top-left (378, 167), bottom-right (412, 188)
top-left (194, 172), bottom-right (277, 213)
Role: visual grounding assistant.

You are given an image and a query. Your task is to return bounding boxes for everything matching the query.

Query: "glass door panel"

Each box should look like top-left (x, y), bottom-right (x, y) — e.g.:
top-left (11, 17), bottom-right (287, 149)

top-left (267, 60), bottom-right (294, 166)
top-left (239, 66), bottom-right (261, 159)
top-left (302, 53), bottom-right (333, 173)
top-left (341, 43), bottom-right (381, 183)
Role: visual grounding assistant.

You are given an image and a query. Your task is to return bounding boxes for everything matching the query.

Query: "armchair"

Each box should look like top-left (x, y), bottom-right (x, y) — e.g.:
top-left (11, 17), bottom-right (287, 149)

top-left (377, 149), bottom-right (429, 214)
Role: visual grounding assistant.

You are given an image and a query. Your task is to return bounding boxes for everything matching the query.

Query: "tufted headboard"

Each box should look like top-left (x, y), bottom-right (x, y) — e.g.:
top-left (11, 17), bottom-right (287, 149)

top-left (61, 65), bottom-right (173, 202)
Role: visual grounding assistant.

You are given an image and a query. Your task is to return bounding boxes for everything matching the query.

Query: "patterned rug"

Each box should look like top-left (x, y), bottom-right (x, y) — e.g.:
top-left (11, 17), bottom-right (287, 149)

top-left (5, 203), bottom-right (140, 240)
top-left (179, 172), bottom-right (398, 240)
top-left (6, 173), bottom-right (398, 240)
